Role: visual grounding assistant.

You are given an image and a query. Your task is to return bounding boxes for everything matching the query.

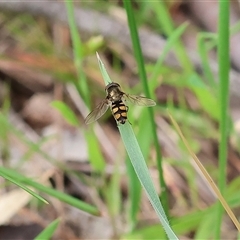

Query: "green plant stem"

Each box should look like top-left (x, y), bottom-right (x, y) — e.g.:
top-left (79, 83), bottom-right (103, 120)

top-left (65, 0), bottom-right (89, 107)
top-left (66, 1), bottom-right (105, 172)
top-left (216, 1), bottom-right (230, 238)
top-left (123, 0), bottom-right (168, 216)
top-left (197, 33), bottom-right (216, 89)
top-left (152, 2), bottom-right (193, 74)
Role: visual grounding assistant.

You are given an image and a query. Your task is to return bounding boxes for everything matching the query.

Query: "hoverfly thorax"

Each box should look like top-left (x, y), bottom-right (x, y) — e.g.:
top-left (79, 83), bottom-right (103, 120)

top-left (85, 82), bottom-right (156, 125)
top-left (105, 82), bottom-right (123, 102)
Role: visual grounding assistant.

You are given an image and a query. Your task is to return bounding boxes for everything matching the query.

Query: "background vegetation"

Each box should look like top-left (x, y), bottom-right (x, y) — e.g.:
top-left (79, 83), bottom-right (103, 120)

top-left (0, 1), bottom-right (240, 239)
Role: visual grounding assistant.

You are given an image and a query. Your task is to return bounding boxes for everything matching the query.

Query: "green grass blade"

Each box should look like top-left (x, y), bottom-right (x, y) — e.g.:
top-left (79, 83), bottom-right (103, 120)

top-left (123, 0), bottom-right (168, 216)
top-left (195, 213), bottom-right (216, 239)
top-left (65, 0), bottom-right (89, 105)
top-left (150, 21), bottom-right (189, 83)
top-left (126, 158), bottom-right (141, 230)
top-left (85, 130), bottom-right (106, 171)
top-left (97, 54), bottom-right (177, 238)
top-left (119, 122), bottom-right (178, 239)
top-left (149, 2), bottom-right (193, 73)
top-left (197, 33), bottom-right (216, 89)
top-left (124, 207), bottom-right (207, 239)
top-left (127, 112), bottom-right (152, 229)
top-left (65, 1), bottom-right (105, 171)
top-left (0, 167), bottom-right (99, 215)
top-left (216, 1), bottom-right (230, 238)
top-left (51, 101), bottom-right (80, 127)
top-left (34, 218), bottom-right (60, 240)
top-left (0, 168), bottom-right (48, 204)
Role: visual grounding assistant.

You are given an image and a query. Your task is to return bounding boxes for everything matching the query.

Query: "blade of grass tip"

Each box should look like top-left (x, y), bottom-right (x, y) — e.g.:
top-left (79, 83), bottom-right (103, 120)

top-left (216, 1), bottom-right (230, 238)
top-left (151, 2), bottom-right (193, 73)
top-left (0, 167), bottom-right (99, 216)
top-left (27, 179), bottom-right (99, 215)
top-left (96, 54), bottom-right (177, 239)
top-left (0, 169), bottom-right (48, 204)
top-left (168, 111), bottom-right (240, 231)
top-left (34, 218), bottom-right (60, 240)
top-left (123, 0), bottom-right (168, 216)
top-left (96, 52), bottom-right (112, 85)
top-left (150, 21), bottom-right (189, 83)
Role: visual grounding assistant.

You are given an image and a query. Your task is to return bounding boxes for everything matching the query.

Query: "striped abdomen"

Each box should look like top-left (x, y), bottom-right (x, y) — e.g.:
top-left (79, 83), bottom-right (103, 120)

top-left (111, 100), bottom-right (128, 124)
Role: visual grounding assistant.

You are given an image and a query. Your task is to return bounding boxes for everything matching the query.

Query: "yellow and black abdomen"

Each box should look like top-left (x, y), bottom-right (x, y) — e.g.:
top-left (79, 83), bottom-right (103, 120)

top-left (111, 100), bottom-right (128, 124)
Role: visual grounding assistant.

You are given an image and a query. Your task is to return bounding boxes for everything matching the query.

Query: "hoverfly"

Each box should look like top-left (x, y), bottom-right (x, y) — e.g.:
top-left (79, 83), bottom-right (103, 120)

top-left (85, 82), bottom-right (156, 125)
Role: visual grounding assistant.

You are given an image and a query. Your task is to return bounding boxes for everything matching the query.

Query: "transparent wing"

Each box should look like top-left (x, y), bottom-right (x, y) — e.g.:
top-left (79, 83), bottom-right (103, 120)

top-left (124, 94), bottom-right (156, 107)
top-left (85, 100), bottom-right (109, 124)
